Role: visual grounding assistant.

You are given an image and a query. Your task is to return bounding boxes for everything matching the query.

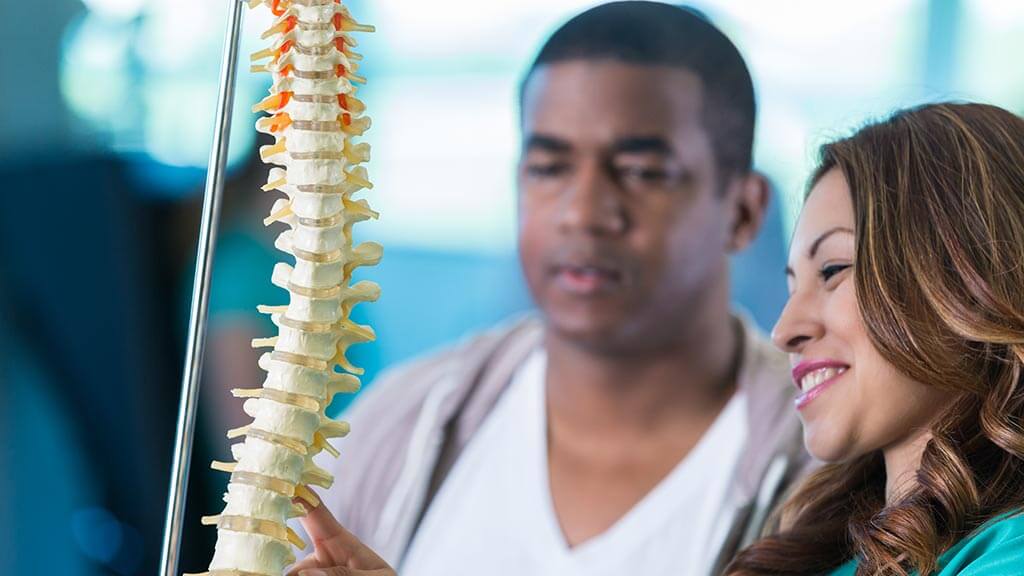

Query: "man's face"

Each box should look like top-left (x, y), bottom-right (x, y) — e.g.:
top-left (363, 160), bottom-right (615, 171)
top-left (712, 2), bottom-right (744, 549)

top-left (517, 60), bottom-right (736, 353)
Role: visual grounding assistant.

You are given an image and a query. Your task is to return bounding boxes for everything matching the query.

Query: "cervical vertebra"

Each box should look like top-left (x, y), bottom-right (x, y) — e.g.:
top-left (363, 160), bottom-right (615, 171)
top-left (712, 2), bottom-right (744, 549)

top-left (192, 1), bottom-right (378, 574)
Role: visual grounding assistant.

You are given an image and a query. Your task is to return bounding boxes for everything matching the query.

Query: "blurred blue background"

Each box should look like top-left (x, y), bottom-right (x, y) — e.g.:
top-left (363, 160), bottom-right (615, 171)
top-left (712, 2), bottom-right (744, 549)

top-left (1, 0), bottom-right (1022, 574)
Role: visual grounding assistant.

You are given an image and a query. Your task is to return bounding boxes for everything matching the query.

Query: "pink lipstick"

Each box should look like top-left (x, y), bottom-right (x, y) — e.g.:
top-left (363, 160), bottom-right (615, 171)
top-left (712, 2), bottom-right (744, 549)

top-left (792, 360), bottom-right (849, 410)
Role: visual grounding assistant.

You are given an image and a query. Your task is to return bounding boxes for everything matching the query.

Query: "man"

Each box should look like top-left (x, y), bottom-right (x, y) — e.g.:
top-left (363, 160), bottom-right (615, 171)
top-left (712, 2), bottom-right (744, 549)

top-left (300, 3), bottom-right (811, 575)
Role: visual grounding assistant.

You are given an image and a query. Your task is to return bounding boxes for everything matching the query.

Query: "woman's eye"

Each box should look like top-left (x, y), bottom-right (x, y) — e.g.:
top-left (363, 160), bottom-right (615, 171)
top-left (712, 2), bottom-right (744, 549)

top-left (820, 263), bottom-right (851, 282)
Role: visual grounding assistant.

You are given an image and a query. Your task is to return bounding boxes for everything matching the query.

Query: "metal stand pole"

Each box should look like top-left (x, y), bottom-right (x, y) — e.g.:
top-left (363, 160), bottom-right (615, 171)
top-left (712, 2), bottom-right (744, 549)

top-left (158, 2), bottom-right (245, 575)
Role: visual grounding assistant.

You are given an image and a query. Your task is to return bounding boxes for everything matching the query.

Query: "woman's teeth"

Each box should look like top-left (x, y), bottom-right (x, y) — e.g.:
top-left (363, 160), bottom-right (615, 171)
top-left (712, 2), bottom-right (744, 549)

top-left (800, 367), bottom-right (846, 391)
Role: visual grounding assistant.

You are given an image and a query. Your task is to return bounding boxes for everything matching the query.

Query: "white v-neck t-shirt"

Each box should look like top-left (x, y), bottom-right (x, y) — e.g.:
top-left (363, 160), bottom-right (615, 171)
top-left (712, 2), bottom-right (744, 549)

top-left (402, 349), bottom-right (748, 576)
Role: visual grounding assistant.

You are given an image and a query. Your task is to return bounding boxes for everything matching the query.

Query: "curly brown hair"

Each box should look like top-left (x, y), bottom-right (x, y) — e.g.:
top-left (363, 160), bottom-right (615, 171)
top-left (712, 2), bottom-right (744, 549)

top-left (727, 102), bottom-right (1024, 576)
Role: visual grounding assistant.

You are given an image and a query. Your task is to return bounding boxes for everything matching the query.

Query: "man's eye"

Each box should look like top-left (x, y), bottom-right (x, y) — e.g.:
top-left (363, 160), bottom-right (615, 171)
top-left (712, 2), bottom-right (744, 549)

top-left (820, 264), bottom-right (852, 282)
top-left (525, 162), bottom-right (569, 177)
top-left (616, 165), bottom-right (670, 184)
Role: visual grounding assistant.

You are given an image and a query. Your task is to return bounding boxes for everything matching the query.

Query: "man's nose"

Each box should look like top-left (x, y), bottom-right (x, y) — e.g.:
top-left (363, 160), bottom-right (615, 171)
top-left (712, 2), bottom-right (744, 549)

top-left (557, 159), bottom-right (627, 236)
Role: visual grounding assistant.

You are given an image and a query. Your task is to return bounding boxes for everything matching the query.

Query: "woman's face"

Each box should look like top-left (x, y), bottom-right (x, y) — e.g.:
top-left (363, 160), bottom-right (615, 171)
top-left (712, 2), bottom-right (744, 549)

top-left (773, 169), bottom-right (949, 463)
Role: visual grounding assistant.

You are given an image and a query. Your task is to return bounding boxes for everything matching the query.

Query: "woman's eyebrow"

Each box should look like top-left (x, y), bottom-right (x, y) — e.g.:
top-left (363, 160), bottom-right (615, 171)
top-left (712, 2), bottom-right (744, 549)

top-left (809, 227), bottom-right (854, 258)
top-left (784, 227), bottom-right (854, 278)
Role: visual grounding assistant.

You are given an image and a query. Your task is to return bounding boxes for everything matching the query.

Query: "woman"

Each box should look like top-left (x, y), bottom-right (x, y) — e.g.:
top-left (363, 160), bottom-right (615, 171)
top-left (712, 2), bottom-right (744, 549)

top-left (289, 102), bottom-right (1024, 576)
top-left (729, 102), bottom-right (1024, 575)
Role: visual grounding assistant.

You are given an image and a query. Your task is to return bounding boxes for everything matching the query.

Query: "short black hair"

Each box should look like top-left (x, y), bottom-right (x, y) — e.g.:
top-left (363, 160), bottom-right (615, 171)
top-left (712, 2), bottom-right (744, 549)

top-left (522, 1), bottom-right (756, 179)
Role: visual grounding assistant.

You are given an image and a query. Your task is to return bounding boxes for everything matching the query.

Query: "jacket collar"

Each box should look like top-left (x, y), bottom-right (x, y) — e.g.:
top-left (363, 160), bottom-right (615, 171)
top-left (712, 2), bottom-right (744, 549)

top-left (441, 312), bottom-right (805, 503)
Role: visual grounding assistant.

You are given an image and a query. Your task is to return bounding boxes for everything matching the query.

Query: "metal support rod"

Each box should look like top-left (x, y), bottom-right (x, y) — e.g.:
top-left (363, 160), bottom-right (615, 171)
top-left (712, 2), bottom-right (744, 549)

top-left (159, 2), bottom-right (245, 575)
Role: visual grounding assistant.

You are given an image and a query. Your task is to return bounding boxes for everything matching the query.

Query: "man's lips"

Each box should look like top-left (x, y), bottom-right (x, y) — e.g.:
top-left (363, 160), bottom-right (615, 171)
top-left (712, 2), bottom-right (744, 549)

top-left (550, 262), bottom-right (625, 296)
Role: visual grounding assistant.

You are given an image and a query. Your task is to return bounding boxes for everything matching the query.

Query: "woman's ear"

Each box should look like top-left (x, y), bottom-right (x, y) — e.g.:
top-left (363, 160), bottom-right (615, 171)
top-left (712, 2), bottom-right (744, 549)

top-left (727, 171), bottom-right (771, 253)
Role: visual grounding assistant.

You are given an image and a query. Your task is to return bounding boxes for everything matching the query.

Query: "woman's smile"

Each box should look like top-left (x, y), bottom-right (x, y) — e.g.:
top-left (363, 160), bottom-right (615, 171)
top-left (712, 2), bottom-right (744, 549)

top-left (791, 360), bottom-right (850, 410)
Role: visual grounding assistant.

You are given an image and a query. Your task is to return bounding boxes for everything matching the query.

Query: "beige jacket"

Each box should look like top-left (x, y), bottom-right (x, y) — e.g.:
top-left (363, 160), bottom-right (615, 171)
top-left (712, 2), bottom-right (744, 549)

top-left (318, 314), bottom-right (815, 575)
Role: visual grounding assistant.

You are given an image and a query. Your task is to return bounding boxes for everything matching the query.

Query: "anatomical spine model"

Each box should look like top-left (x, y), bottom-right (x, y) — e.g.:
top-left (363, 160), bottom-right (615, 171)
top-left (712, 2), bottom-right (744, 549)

top-left (192, 1), bottom-right (379, 574)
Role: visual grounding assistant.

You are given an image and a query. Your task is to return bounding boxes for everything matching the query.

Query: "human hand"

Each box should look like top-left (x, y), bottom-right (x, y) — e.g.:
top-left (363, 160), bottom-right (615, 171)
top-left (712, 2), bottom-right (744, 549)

top-left (285, 498), bottom-right (396, 576)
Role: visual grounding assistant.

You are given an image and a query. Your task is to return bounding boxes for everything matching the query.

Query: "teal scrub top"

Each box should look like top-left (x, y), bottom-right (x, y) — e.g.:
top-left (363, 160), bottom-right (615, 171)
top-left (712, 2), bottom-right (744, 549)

top-left (829, 512), bottom-right (1024, 575)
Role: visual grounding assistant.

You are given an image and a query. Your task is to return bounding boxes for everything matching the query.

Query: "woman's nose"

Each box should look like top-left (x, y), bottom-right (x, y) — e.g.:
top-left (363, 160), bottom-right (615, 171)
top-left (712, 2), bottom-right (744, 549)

top-left (771, 290), bottom-right (823, 354)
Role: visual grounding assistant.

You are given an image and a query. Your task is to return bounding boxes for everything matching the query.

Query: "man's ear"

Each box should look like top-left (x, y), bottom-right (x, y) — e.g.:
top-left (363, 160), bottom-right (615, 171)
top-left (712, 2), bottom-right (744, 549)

top-left (726, 171), bottom-right (770, 253)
